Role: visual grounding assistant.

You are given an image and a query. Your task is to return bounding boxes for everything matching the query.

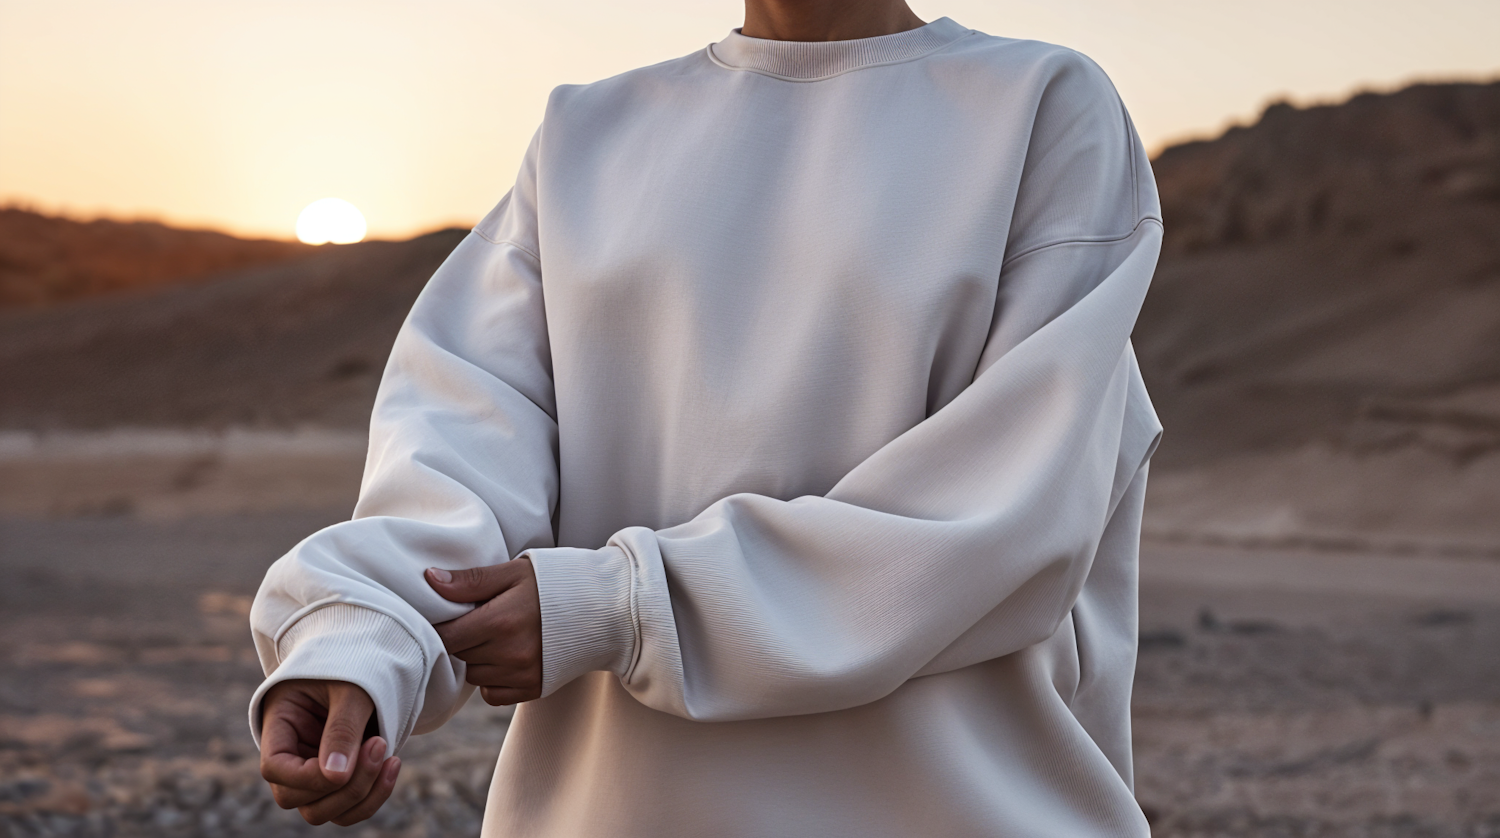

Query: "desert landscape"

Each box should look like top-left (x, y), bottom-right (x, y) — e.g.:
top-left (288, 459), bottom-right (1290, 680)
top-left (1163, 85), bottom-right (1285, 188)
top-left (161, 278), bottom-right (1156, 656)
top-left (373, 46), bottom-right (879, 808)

top-left (2, 81), bottom-right (1499, 837)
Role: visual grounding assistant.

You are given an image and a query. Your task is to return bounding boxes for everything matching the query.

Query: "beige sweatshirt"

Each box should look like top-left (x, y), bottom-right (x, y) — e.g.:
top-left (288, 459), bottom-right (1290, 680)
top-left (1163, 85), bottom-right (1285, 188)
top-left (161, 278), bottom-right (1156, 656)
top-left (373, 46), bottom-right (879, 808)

top-left (250, 17), bottom-right (1164, 836)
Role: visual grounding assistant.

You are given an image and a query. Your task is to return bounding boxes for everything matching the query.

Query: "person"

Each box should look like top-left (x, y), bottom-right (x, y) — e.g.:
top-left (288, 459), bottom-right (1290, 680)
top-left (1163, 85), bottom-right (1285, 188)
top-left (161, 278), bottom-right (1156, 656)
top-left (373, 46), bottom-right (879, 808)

top-left (250, 0), bottom-right (1164, 833)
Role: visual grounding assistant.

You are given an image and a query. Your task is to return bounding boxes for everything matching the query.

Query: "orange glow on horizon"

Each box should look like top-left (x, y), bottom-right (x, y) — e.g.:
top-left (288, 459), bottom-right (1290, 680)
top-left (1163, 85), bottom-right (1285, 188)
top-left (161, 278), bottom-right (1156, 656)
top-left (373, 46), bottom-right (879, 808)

top-left (1, 0), bottom-right (1497, 240)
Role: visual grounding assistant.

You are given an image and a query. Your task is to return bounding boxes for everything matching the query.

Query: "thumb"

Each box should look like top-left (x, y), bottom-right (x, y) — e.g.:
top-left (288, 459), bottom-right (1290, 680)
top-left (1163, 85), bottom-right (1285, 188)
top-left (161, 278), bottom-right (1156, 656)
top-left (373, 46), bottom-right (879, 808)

top-left (319, 682), bottom-right (375, 783)
top-left (426, 561), bottom-right (520, 603)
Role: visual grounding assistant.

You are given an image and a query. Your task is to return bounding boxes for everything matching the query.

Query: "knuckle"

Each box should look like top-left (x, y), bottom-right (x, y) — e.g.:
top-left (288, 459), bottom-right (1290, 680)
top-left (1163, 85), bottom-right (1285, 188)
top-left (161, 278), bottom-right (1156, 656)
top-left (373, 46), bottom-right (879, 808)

top-left (299, 807), bottom-right (327, 826)
top-left (453, 645), bottom-right (482, 664)
top-left (456, 566), bottom-right (488, 587)
top-left (323, 718), bottom-right (363, 745)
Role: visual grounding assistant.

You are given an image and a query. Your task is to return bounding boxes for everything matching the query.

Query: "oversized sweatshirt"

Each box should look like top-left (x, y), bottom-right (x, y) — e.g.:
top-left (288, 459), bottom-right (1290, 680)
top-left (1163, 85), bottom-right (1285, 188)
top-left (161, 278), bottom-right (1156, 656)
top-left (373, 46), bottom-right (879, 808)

top-left (249, 17), bottom-right (1163, 837)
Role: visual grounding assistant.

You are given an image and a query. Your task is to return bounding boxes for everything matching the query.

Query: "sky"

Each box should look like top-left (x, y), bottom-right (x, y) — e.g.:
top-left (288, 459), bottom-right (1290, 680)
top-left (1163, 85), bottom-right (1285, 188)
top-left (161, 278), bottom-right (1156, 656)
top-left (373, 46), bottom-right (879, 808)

top-left (1, 0), bottom-right (1497, 241)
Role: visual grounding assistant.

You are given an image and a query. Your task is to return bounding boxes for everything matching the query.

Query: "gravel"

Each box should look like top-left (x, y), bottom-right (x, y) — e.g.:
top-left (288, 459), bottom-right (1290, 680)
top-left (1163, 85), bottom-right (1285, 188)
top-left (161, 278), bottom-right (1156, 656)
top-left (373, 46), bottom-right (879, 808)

top-left (2, 513), bottom-right (1497, 837)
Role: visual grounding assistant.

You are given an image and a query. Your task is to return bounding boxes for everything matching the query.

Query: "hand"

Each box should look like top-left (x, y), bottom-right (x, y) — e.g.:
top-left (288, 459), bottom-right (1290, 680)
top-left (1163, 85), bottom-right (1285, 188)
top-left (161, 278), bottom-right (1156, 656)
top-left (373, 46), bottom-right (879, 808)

top-left (427, 558), bottom-right (543, 706)
top-left (258, 679), bottom-right (401, 825)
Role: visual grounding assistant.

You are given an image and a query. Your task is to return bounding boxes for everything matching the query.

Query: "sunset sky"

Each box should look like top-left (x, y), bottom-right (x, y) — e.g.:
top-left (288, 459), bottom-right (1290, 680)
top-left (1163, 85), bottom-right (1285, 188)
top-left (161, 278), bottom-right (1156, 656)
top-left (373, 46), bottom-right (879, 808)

top-left (2, 0), bottom-right (1497, 241)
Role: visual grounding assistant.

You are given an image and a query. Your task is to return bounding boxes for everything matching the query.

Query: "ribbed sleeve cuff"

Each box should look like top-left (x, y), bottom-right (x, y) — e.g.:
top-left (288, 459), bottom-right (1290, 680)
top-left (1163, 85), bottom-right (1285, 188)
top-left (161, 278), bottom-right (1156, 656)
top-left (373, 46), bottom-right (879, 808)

top-left (522, 545), bottom-right (637, 697)
top-left (248, 604), bottom-right (427, 753)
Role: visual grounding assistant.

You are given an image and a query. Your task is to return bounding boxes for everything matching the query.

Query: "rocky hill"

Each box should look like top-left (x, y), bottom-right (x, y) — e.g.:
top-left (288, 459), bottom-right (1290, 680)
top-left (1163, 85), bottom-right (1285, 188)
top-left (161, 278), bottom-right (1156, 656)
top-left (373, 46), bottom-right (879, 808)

top-left (1135, 81), bottom-right (1500, 552)
top-left (1138, 81), bottom-right (1500, 467)
top-left (0, 209), bottom-right (313, 308)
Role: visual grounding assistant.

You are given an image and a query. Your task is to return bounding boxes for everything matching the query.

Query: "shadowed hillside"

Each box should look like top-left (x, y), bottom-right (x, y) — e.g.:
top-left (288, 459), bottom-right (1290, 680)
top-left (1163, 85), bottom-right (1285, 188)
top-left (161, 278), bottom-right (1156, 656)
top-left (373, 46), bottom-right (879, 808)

top-left (1139, 81), bottom-right (1500, 467)
top-left (1135, 81), bottom-right (1500, 552)
top-left (0, 230), bottom-right (465, 429)
top-left (0, 209), bottom-right (314, 308)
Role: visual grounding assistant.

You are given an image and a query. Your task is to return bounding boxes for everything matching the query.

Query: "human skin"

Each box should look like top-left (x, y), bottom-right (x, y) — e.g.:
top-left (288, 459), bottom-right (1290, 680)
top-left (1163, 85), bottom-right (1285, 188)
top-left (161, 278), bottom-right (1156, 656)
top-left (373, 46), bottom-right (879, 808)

top-left (255, 0), bottom-right (927, 825)
top-left (741, 0), bottom-right (923, 41)
top-left (258, 679), bottom-right (400, 825)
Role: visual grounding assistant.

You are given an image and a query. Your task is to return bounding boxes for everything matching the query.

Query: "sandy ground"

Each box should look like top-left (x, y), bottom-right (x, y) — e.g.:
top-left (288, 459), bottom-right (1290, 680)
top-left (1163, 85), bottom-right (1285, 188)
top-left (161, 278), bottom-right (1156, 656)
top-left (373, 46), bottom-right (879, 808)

top-left (0, 431), bottom-right (366, 519)
top-left (1, 512), bottom-right (1497, 837)
top-left (9, 428), bottom-right (1500, 561)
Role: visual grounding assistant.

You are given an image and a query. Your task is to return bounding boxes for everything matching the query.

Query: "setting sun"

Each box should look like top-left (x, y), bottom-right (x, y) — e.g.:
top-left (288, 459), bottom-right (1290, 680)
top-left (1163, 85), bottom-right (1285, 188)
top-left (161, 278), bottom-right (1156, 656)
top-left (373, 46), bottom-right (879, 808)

top-left (295, 198), bottom-right (367, 245)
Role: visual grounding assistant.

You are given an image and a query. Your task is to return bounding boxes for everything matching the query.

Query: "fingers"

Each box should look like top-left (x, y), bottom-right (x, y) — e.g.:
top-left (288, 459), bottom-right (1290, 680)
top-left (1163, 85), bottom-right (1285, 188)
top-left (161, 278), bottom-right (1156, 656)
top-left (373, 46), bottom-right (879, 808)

top-left (296, 736), bottom-right (388, 825)
top-left (434, 591), bottom-right (527, 654)
top-left (260, 682), bottom-right (345, 808)
top-left (331, 757), bottom-right (402, 827)
top-left (265, 756), bottom-right (337, 810)
top-left (433, 560), bottom-right (541, 658)
top-left (258, 680), bottom-right (386, 815)
top-left (425, 558), bottom-right (528, 604)
top-left (433, 559), bottom-right (543, 709)
top-left (318, 682), bottom-right (376, 784)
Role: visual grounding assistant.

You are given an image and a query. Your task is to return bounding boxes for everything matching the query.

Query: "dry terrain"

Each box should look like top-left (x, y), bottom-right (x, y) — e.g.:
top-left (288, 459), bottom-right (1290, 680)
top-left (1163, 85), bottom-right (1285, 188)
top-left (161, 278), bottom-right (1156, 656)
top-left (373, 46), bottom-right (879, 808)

top-left (1, 514), bottom-right (1497, 837)
top-left (1137, 82), bottom-right (1500, 553)
top-left (0, 209), bottom-right (312, 309)
top-left (2, 81), bottom-right (1500, 837)
top-left (0, 230), bottom-right (463, 430)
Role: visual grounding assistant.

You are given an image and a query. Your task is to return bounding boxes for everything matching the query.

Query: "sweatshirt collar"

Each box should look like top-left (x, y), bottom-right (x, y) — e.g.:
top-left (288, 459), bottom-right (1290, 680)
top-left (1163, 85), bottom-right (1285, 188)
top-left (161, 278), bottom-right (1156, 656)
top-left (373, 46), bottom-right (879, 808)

top-left (709, 17), bottom-right (969, 81)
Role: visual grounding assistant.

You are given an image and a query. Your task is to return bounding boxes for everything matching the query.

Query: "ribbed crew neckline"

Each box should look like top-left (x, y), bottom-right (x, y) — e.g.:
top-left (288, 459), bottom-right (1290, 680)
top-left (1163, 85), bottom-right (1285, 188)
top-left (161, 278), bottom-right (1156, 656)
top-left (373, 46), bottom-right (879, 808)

top-left (709, 17), bottom-right (969, 81)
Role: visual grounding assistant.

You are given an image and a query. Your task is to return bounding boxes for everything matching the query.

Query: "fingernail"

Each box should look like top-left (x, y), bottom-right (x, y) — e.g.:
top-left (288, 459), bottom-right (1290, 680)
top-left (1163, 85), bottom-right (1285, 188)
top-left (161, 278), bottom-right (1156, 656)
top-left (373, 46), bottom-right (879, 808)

top-left (427, 567), bottom-right (452, 583)
top-left (369, 736), bottom-right (387, 762)
top-left (324, 751), bottom-right (349, 773)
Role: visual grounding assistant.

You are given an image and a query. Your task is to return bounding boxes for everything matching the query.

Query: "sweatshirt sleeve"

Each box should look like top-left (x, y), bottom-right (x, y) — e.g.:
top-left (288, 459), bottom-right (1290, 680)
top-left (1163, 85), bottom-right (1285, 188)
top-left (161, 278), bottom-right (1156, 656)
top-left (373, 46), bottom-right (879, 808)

top-left (247, 134), bottom-right (557, 752)
top-left (523, 52), bottom-right (1166, 721)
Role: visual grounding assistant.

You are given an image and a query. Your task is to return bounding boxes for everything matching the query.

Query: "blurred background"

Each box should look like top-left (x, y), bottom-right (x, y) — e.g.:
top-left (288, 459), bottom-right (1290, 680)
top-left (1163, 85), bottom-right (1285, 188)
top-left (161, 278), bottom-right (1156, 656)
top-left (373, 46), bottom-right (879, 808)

top-left (2, 1), bottom-right (1499, 836)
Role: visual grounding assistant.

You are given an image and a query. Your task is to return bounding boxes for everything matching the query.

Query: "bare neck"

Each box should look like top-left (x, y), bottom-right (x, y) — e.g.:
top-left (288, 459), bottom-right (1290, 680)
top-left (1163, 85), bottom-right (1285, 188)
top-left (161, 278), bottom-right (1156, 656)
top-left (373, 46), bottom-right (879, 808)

top-left (741, 0), bottom-right (926, 41)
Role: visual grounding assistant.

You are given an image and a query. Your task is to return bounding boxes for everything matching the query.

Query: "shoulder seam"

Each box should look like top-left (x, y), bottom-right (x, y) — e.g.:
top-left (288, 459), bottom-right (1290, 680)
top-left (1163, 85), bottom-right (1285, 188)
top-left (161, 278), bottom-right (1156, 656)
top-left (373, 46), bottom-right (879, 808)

top-left (1001, 216), bottom-right (1162, 267)
top-left (470, 228), bottom-right (541, 262)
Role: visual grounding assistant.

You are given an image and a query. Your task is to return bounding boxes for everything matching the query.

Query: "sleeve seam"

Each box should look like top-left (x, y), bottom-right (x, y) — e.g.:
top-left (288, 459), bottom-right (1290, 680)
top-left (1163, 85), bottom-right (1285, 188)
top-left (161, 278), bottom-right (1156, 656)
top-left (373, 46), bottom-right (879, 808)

top-left (470, 228), bottom-right (541, 263)
top-left (1123, 99), bottom-right (1141, 223)
top-left (1001, 216), bottom-right (1163, 268)
top-left (615, 543), bottom-right (647, 685)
